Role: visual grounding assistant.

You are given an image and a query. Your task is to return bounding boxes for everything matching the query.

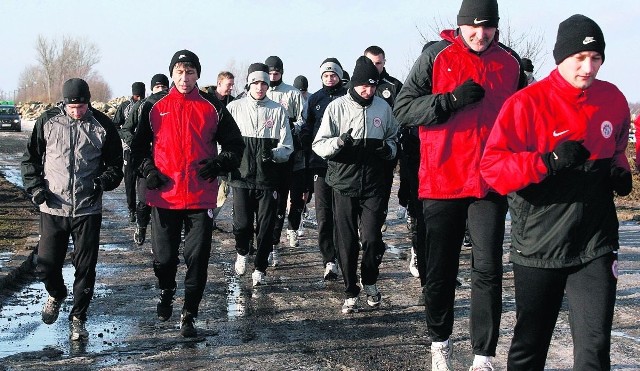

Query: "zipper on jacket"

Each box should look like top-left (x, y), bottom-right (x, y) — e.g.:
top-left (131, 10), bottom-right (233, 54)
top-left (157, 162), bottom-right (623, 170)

top-left (69, 120), bottom-right (76, 215)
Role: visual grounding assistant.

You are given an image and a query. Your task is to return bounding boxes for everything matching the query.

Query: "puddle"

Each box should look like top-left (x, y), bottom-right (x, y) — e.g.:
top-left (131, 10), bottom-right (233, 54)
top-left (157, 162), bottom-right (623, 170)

top-left (0, 251), bottom-right (12, 270)
top-left (611, 330), bottom-right (640, 343)
top-left (222, 262), bottom-right (247, 320)
top-left (0, 263), bottom-right (134, 359)
top-left (0, 166), bottom-right (23, 189)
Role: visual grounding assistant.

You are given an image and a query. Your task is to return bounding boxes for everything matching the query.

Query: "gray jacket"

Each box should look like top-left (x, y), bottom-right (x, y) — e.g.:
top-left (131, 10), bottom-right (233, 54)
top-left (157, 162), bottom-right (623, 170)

top-left (21, 104), bottom-right (124, 217)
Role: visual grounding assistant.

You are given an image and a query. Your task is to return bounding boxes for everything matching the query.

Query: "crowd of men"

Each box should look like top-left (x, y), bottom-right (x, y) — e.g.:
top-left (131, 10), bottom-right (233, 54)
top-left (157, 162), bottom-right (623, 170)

top-left (20, 0), bottom-right (631, 369)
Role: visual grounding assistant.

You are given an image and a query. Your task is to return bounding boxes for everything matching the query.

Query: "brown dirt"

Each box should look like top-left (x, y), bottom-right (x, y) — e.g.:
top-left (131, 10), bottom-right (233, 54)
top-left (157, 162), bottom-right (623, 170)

top-left (0, 175), bottom-right (38, 253)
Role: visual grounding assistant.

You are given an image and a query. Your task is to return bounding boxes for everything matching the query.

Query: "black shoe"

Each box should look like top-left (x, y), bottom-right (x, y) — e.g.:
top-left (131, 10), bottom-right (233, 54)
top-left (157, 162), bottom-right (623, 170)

top-left (157, 287), bottom-right (176, 321)
top-left (134, 225), bottom-right (146, 245)
top-left (180, 311), bottom-right (197, 338)
top-left (129, 211), bottom-right (136, 223)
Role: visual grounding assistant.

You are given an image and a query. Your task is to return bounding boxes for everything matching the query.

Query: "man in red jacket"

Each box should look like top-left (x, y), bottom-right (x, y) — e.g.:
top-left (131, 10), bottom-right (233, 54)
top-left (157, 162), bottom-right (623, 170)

top-left (131, 50), bottom-right (244, 338)
top-left (393, 0), bottom-right (526, 369)
top-left (481, 14), bottom-right (630, 370)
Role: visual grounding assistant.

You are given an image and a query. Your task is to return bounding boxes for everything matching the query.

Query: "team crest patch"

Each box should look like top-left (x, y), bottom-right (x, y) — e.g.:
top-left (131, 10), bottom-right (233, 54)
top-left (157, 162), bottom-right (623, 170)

top-left (373, 117), bottom-right (382, 127)
top-left (601, 121), bottom-right (613, 139)
top-left (280, 100), bottom-right (289, 109)
top-left (265, 119), bottom-right (274, 128)
top-left (316, 105), bottom-right (321, 111)
top-left (382, 89), bottom-right (391, 99)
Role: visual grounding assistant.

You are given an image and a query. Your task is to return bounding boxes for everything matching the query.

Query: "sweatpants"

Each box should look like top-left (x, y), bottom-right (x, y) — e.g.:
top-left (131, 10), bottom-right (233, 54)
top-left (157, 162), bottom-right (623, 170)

top-left (287, 168), bottom-right (313, 232)
top-left (313, 169), bottom-right (337, 266)
top-left (123, 149), bottom-right (136, 213)
top-left (151, 207), bottom-right (213, 317)
top-left (36, 213), bottom-right (102, 321)
top-left (422, 192), bottom-right (507, 356)
top-left (135, 176), bottom-right (151, 229)
top-left (272, 159), bottom-right (293, 246)
top-left (232, 187), bottom-right (278, 272)
top-left (508, 252), bottom-right (617, 371)
top-left (333, 191), bottom-right (386, 298)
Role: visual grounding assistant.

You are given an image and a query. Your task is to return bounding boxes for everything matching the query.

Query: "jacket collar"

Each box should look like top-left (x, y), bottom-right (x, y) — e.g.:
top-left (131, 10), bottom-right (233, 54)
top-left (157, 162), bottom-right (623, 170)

top-left (549, 68), bottom-right (590, 103)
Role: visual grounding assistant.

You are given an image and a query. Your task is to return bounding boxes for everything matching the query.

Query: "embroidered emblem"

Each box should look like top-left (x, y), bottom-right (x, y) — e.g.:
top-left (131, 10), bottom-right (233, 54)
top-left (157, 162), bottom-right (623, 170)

top-left (601, 121), bottom-right (612, 139)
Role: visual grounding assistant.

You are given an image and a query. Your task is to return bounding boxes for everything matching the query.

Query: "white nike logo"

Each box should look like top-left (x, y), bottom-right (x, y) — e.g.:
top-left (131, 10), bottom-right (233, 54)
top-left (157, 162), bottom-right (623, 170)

top-left (582, 37), bottom-right (596, 45)
top-left (553, 129), bottom-right (569, 137)
top-left (474, 18), bottom-right (488, 24)
top-left (160, 112), bottom-right (170, 116)
top-left (553, 152), bottom-right (559, 160)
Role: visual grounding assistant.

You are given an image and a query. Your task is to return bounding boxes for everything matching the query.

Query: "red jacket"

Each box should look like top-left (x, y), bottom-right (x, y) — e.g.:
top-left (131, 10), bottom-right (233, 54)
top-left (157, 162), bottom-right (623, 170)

top-left (393, 30), bottom-right (525, 199)
top-left (634, 115), bottom-right (640, 170)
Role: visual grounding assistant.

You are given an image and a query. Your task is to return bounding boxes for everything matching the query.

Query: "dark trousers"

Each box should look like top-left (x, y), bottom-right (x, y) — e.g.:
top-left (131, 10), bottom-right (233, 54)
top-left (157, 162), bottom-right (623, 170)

top-left (287, 168), bottom-right (312, 231)
top-left (135, 176), bottom-right (151, 228)
top-left (36, 213), bottom-right (102, 321)
top-left (123, 149), bottom-right (136, 212)
top-left (233, 187), bottom-right (278, 272)
top-left (272, 160), bottom-right (293, 245)
top-left (422, 192), bottom-right (507, 356)
top-left (151, 207), bottom-right (213, 316)
top-left (508, 253), bottom-right (617, 371)
top-left (313, 169), bottom-right (336, 266)
top-left (333, 191), bottom-right (386, 298)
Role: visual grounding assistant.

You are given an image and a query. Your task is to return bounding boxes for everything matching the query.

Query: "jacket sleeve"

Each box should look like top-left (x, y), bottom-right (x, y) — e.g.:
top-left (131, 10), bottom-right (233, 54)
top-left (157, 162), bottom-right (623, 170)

top-left (20, 111), bottom-right (53, 194)
top-left (299, 95), bottom-right (316, 145)
top-left (119, 100), bottom-right (142, 146)
top-left (383, 110), bottom-right (399, 160)
top-left (214, 104), bottom-right (245, 171)
top-left (93, 109), bottom-right (124, 191)
top-left (312, 104), bottom-right (342, 160)
top-left (480, 96), bottom-right (548, 195)
top-left (613, 111), bottom-right (631, 171)
top-left (393, 50), bottom-right (454, 128)
top-left (130, 99), bottom-right (156, 177)
top-left (635, 116), bottom-right (640, 171)
top-left (290, 90), bottom-right (305, 133)
top-left (272, 109), bottom-right (294, 163)
top-left (112, 101), bottom-right (128, 130)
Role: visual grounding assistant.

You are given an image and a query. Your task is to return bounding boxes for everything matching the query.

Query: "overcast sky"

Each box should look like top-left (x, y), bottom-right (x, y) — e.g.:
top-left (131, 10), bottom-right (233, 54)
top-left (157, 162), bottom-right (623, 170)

top-left (1, 0), bottom-right (638, 102)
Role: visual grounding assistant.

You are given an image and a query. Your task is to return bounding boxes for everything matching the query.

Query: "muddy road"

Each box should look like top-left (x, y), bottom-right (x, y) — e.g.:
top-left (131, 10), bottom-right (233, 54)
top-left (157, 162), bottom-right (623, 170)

top-left (0, 122), bottom-right (639, 370)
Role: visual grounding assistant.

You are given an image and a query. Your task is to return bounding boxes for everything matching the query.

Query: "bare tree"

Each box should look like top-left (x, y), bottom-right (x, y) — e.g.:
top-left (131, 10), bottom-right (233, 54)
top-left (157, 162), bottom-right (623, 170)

top-left (21, 35), bottom-right (108, 103)
top-left (86, 74), bottom-right (112, 102)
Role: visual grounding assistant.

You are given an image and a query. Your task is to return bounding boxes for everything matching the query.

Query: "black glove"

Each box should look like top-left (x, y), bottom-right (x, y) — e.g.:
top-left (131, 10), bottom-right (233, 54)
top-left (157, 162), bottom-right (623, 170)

top-left (375, 142), bottom-right (392, 159)
top-left (198, 158), bottom-right (222, 181)
top-left (31, 187), bottom-right (47, 205)
top-left (146, 169), bottom-right (168, 190)
top-left (611, 166), bottom-right (632, 196)
top-left (262, 148), bottom-right (274, 163)
top-left (541, 140), bottom-right (591, 175)
top-left (447, 79), bottom-right (485, 111)
top-left (338, 128), bottom-right (354, 147)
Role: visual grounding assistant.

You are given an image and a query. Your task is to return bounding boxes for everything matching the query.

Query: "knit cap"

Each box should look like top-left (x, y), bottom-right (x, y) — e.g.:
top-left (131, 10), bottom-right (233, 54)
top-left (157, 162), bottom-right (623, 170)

top-left (457, 0), bottom-right (499, 28)
top-left (265, 56), bottom-right (284, 73)
top-left (293, 75), bottom-right (308, 91)
top-left (319, 58), bottom-right (344, 80)
top-left (350, 56), bottom-right (379, 87)
top-left (132, 82), bottom-right (145, 96)
top-left (247, 63), bottom-right (270, 85)
top-left (169, 49), bottom-right (201, 77)
top-left (63, 78), bottom-right (91, 104)
top-left (553, 14), bottom-right (605, 65)
top-left (150, 74), bottom-right (169, 88)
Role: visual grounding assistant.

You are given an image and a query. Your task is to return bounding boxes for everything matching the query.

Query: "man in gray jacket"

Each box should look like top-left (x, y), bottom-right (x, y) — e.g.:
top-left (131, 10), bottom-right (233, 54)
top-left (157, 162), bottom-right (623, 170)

top-left (312, 56), bottom-right (398, 314)
top-left (21, 78), bottom-right (123, 341)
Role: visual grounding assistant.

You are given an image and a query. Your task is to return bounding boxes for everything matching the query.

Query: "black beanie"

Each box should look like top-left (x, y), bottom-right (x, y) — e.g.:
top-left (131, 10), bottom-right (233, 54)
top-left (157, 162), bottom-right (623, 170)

top-left (169, 49), bottom-right (201, 77)
top-left (457, 0), bottom-right (499, 28)
top-left (521, 58), bottom-right (534, 73)
top-left (150, 74), bottom-right (169, 88)
top-left (293, 75), bottom-right (308, 91)
top-left (132, 82), bottom-right (145, 96)
top-left (265, 56), bottom-right (284, 73)
top-left (342, 70), bottom-right (350, 82)
top-left (63, 78), bottom-right (91, 104)
top-left (553, 14), bottom-right (605, 65)
top-left (350, 56), bottom-right (379, 87)
top-left (319, 58), bottom-right (344, 80)
top-left (247, 63), bottom-right (270, 85)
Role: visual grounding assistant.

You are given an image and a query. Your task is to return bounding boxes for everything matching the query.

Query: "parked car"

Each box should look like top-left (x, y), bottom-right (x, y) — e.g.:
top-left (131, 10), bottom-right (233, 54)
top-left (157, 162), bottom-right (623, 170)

top-left (0, 101), bottom-right (21, 132)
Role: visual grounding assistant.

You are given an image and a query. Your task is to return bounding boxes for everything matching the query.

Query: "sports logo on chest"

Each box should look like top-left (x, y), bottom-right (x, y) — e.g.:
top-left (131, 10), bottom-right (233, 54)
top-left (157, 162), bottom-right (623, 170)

top-left (265, 119), bottom-right (274, 128)
top-left (600, 121), bottom-right (613, 139)
top-left (280, 100), bottom-right (289, 110)
top-left (382, 89), bottom-right (391, 99)
top-left (373, 117), bottom-right (382, 128)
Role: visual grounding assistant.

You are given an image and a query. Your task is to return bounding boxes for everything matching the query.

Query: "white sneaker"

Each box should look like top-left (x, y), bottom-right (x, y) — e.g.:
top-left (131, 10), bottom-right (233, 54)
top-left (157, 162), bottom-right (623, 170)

top-left (252, 270), bottom-right (266, 286)
top-left (69, 316), bottom-right (89, 341)
top-left (269, 246), bottom-right (281, 266)
top-left (431, 340), bottom-right (453, 371)
top-left (409, 249), bottom-right (420, 278)
top-left (286, 229), bottom-right (299, 247)
top-left (363, 284), bottom-right (381, 307)
top-left (469, 361), bottom-right (494, 371)
top-left (297, 227), bottom-right (305, 237)
top-left (341, 297), bottom-right (359, 314)
top-left (235, 253), bottom-right (248, 275)
top-left (323, 262), bottom-right (338, 280)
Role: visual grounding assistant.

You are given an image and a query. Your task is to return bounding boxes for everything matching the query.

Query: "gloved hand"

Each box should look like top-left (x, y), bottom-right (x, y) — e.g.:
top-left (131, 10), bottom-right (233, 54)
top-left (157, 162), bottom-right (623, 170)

top-left (541, 140), bottom-right (591, 175)
top-left (198, 158), bottom-right (222, 181)
top-left (261, 148), bottom-right (274, 163)
top-left (146, 169), bottom-right (168, 190)
top-left (31, 187), bottom-right (47, 205)
top-left (337, 128), bottom-right (354, 147)
top-left (610, 166), bottom-right (632, 196)
top-left (375, 142), bottom-right (392, 159)
top-left (447, 79), bottom-right (485, 111)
